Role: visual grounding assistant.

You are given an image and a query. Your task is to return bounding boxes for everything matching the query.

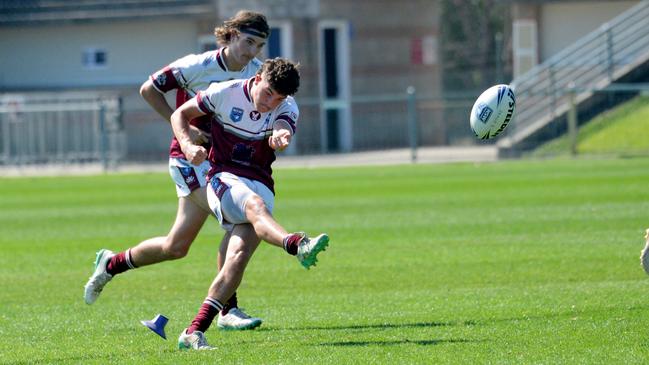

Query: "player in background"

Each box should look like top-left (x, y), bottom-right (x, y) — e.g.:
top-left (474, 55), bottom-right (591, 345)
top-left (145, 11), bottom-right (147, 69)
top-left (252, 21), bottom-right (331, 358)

top-left (172, 58), bottom-right (329, 350)
top-left (84, 10), bottom-right (269, 330)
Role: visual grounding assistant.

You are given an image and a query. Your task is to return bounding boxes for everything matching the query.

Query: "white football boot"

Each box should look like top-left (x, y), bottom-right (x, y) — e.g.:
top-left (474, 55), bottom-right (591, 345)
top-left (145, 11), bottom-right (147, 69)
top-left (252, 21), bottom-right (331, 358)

top-left (83, 249), bottom-right (114, 304)
top-left (217, 308), bottom-right (263, 330)
top-left (296, 233), bottom-right (329, 269)
top-left (178, 329), bottom-right (214, 350)
top-left (641, 228), bottom-right (649, 275)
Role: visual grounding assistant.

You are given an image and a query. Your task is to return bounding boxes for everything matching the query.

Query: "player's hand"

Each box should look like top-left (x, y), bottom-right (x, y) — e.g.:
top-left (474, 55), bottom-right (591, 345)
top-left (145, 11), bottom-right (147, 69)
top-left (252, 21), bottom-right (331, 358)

top-left (183, 144), bottom-right (208, 165)
top-left (268, 129), bottom-right (291, 151)
top-left (189, 126), bottom-right (211, 145)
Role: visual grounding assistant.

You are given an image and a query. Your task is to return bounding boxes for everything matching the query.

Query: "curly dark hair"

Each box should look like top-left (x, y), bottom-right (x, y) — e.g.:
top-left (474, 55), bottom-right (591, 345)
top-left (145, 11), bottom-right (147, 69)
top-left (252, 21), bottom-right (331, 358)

top-left (258, 58), bottom-right (300, 96)
top-left (214, 10), bottom-right (269, 46)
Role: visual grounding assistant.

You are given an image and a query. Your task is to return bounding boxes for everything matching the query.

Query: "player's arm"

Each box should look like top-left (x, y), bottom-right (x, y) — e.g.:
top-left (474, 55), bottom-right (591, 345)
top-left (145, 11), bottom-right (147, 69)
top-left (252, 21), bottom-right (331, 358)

top-left (170, 98), bottom-right (208, 165)
top-left (268, 120), bottom-right (293, 151)
top-left (140, 77), bottom-right (209, 144)
top-left (140, 78), bottom-right (174, 122)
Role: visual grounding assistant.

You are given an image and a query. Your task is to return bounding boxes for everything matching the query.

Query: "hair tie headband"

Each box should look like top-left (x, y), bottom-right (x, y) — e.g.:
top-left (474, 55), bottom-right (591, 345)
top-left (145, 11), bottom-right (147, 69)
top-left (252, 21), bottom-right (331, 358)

top-left (238, 26), bottom-right (269, 39)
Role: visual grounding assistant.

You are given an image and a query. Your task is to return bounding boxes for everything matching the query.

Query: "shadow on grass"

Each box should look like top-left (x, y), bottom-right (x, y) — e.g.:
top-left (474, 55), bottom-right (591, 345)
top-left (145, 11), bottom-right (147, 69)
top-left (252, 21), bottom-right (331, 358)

top-left (317, 338), bottom-right (476, 347)
top-left (269, 321), bottom-right (458, 332)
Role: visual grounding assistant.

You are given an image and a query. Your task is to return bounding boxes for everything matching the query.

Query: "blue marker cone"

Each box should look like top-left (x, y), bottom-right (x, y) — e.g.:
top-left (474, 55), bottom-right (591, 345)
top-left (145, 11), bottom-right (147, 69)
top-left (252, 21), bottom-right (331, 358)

top-left (140, 314), bottom-right (168, 340)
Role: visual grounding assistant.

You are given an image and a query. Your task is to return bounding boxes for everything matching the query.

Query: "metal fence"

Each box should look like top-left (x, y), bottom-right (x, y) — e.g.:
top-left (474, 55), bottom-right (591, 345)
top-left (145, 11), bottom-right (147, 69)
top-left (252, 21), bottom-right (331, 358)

top-left (292, 91), bottom-right (478, 156)
top-left (10, 83), bottom-right (648, 167)
top-left (0, 89), bottom-right (482, 168)
top-left (0, 93), bottom-right (125, 169)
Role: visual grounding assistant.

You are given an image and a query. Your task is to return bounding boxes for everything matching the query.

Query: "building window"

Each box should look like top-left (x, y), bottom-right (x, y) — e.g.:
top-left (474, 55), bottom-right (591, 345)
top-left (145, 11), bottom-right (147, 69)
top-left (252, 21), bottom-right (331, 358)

top-left (82, 48), bottom-right (107, 69)
top-left (318, 20), bottom-right (351, 153)
top-left (513, 19), bottom-right (538, 78)
top-left (264, 21), bottom-right (293, 60)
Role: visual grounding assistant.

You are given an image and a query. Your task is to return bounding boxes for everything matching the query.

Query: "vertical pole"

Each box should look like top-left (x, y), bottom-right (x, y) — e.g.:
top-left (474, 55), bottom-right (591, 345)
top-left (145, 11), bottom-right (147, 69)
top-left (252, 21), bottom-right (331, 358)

top-left (495, 32), bottom-right (503, 84)
top-left (407, 86), bottom-right (418, 163)
top-left (567, 84), bottom-right (578, 156)
top-left (1, 112), bottom-right (9, 165)
top-left (99, 102), bottom-right (108, 172)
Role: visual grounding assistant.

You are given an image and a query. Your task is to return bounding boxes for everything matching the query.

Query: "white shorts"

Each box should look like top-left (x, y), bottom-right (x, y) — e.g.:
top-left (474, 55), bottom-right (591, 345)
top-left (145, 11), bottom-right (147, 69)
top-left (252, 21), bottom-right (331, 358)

top-left (168, 157), bottom-right (210, 197)
top-left (206, 172), bottom-right (275, 231)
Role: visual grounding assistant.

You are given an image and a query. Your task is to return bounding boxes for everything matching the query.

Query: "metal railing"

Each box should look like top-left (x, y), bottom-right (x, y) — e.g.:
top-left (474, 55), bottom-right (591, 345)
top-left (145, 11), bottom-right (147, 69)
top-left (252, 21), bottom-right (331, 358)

top-left (500, 0), bottom-right (649, 149)
top-left (0, 93), bottom-right (124, 169)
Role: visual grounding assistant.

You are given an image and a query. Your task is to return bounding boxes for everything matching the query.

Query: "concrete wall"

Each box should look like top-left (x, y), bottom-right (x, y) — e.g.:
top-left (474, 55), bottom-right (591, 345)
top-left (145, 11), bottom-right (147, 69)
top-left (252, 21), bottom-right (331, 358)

top-left (0, 19), bottom-right (199, 90)
top-left (539, 1), bottom-right (638, 60)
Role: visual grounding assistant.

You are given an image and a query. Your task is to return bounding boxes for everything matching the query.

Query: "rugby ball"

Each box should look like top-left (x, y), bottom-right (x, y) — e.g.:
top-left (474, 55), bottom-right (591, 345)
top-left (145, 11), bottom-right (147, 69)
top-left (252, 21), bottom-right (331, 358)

top-left (470, 84), bottom-right (516, 139)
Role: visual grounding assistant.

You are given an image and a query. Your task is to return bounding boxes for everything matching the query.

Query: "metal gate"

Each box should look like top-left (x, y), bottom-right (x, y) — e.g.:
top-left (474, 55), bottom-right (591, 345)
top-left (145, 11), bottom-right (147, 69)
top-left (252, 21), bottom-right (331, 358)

top-left (0, 92), bottom-right (124, 170)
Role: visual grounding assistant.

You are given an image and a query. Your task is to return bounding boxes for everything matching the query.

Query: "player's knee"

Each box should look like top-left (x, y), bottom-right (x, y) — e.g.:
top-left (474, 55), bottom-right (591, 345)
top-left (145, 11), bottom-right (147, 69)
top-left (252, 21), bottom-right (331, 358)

top-left (226, 242), bottom-right (253, 266)
top-left (245, 195), bottom-right (268, 218)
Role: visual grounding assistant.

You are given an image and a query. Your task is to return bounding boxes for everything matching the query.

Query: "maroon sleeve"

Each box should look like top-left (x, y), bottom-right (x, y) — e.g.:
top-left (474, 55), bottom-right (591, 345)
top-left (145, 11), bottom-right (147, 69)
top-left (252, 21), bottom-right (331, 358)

top-left (150, 66), bottom-right (180, 93)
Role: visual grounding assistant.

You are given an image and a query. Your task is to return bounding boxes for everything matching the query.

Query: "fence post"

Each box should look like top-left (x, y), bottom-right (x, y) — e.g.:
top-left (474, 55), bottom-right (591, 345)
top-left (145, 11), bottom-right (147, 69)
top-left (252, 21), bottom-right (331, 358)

top-left (407, 86), bottom-right (418, 163)
top-left (99, 101), bottom-right (108, 172)
top-left (567, 84), bottom-right (578, 156)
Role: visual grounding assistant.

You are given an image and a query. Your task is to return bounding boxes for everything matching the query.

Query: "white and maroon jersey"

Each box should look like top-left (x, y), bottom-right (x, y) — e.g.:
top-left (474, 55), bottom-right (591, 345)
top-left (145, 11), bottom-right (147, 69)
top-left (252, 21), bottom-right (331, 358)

top-left (196, 78), bottom-right (299, 193)
top-left (149, 48), bottom-right (263, 159)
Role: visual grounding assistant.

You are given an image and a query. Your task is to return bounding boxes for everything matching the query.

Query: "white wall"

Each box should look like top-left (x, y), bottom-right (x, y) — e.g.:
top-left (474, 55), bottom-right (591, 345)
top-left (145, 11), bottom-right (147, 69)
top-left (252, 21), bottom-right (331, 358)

top-left (539, 1), bottom-right (638, 60)
top-left (0, 19), bottom-right (200, 90)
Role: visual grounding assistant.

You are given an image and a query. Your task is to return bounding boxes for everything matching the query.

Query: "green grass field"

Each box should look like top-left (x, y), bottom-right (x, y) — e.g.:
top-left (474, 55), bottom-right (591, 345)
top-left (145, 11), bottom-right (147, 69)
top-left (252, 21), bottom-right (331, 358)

top-left (2, 158), bottom-right (649, 364)
top-left (531, 95), bottom-right (649, 157)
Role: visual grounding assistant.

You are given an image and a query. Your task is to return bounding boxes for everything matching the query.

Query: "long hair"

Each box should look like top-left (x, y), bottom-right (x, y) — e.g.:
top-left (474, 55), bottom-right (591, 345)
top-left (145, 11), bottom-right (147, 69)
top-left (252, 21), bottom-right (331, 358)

top-left (214, 10), bottom-right (269, 46)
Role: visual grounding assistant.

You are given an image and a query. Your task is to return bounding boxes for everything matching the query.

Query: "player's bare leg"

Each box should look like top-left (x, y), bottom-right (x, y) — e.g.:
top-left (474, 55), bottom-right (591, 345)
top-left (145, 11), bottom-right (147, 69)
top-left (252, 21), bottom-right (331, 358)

top-left (244, 195), bottom-right (329, 269)
top-left (84, 196), bottom-right (209, 304)
top-left (130, 197), bottom-right (210, 265)
top-left (640, 228), bottom-right (649, 275)
top-left (215, 226), bottom-right (262, 330)
top-left (180, 224), bottom-right (260, 347)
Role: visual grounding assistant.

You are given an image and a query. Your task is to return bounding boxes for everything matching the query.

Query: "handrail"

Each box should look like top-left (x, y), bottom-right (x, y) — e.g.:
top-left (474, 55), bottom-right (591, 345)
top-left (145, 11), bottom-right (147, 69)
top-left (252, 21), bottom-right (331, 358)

top-left (500, 0), bottom-right (649, 148)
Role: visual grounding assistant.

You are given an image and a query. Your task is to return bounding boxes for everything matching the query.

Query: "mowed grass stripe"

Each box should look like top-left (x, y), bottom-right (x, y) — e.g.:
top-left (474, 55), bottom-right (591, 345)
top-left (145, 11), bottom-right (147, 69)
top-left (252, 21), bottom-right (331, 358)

top-left (1, 157), bottom-right (649, 364)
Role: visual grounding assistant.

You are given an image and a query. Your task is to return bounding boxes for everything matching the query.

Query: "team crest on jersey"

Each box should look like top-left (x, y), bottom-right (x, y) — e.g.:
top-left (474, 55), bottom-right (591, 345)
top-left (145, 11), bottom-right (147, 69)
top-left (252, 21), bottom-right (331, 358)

top-left (249, 110), bottom-right (261, 121)
top-left (230, 107), bottom-right (244, 123)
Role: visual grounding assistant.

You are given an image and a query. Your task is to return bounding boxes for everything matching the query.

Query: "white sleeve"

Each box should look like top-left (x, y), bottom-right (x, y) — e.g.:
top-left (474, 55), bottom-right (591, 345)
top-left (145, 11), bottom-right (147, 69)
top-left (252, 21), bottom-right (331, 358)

top-left (273, 97), bottom-right (299, 134)
top-left (196, 82), bottom-right (225, 115)
top-left (166, 53), bottom-right (208, 90)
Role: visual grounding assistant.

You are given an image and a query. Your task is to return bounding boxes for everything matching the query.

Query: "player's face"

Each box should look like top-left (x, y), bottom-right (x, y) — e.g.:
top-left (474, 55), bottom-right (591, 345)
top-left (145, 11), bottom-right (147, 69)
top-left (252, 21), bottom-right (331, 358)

top-left (251, 73), bottom-right (287, 113)
top-left (228, 33), bottom-right (266, 68)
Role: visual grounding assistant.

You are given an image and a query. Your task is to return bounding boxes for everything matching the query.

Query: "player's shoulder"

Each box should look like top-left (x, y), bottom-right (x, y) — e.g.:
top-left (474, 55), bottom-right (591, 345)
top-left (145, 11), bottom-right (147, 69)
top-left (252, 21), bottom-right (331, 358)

top-left (193, 49), bottom-right (221, 68)
top-left (277, 96), bottom-right (299, 115)
top-left (204, 78), bottom-right (245, 96)
top-left (173, 49), bottom-right (220, 69)
top-left (283, 96), bottom-right (299, 110)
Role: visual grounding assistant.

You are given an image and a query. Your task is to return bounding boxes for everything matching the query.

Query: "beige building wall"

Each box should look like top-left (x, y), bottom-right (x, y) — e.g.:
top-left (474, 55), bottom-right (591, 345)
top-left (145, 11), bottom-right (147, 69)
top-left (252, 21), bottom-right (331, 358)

top-left (0, 19), bottom-right (199, 90)
top-left (539, 1), bottom-right (638, 59)
top-left (512, 0), bottom-right (639, 78)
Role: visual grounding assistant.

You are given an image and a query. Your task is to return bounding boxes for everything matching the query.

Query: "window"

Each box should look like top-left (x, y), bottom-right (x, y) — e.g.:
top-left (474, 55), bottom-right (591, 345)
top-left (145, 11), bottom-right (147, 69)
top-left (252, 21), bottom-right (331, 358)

top-left (318, 20), bottom-right (351, 152)
top-left (263, 21), bottom-right (293, 60)
top-left (513, 20), bottom-right (538, 78)
top-left (82, 48), bottom-right (107, 69)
